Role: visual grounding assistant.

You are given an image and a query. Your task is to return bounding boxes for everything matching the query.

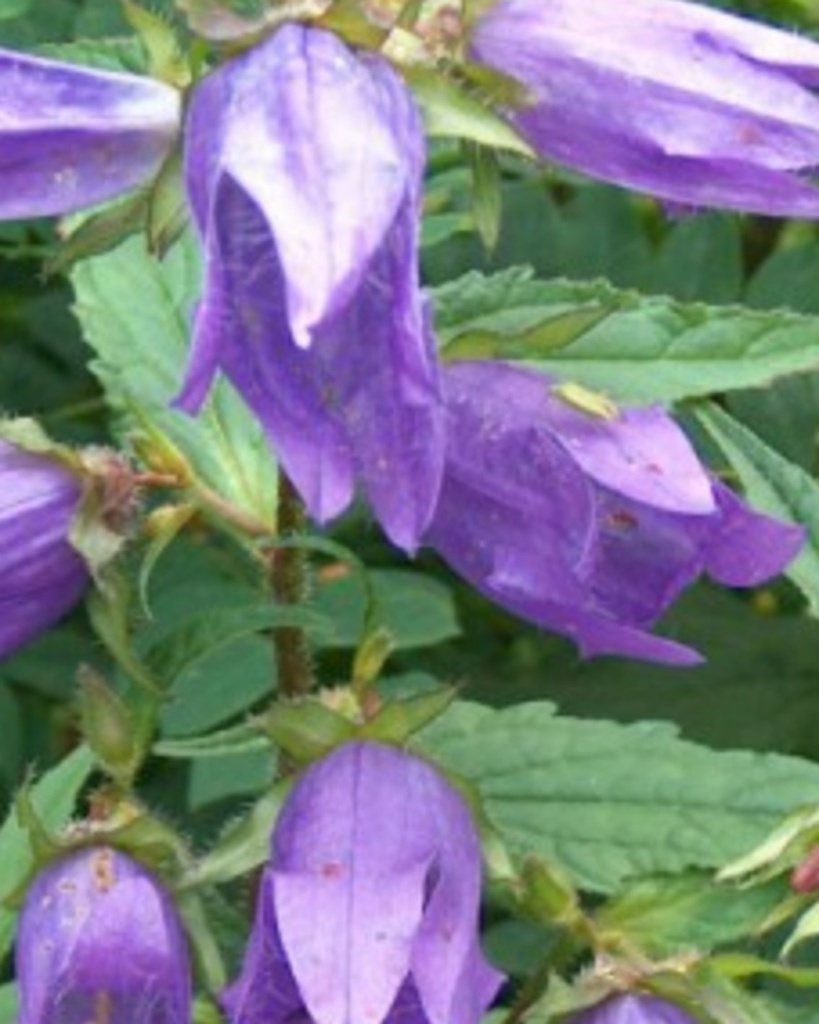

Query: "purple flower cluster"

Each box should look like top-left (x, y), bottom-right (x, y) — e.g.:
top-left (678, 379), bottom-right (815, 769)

top-left (16, 745), bottom-right (500, 1024)
top-left (0, 0), bottom-right (811, 662)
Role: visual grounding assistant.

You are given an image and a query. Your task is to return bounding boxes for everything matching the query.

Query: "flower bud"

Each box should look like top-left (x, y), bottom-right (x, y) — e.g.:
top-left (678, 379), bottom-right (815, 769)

top-left (573, 993), bottom-right (697, 1023)
top-left (16, 846), bottom-right (192, 1024)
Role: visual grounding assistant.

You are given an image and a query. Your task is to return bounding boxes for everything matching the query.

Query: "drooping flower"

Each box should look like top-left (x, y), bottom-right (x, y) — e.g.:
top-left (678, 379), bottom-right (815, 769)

top-left (0, 440), bottom-right (90, 659)
top-left (424, 362), bottom-right (804, 665)
top-left (175, 24), bottom-right (444, 553)
top-left (470, 0), bottom-right (819, 217)
top-left (572, 994), bottom-right (697, 1024)
top-left (16, 846), bottom-right (192, 1024)
top-left (0, 48), bottom-right (180, 219)
top-left (223, 741), bottom-right (504, 1024)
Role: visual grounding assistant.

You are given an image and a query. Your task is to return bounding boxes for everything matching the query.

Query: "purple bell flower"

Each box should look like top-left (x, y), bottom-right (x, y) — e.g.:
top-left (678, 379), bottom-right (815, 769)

top-left (16, 846), bottom-right (192, 1024)
top-left (572, 994), bottom-right (698, 1024)
top-left (0, 441), bottom-right (91, 660)
top-left (223, 741), bottom-right (504, 1024)
top-left (0, 48), bottom-right (180, 219)
top-left (470, 0), bottom-right (819, 217)
top-left (175, 25), bottom-right (444, 553)
top-left (424, 362), bottom-right (804, 665)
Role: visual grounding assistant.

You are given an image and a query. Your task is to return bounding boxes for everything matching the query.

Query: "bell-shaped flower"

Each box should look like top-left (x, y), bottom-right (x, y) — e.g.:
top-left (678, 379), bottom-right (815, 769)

top-left (0, 440), bottom-right (90, 659)
top-left (223, 741), bottom-right (504, 1024)
top-left (175, 24), bottom-right (444, 553)
top-left (0, 48), bottom-right (180, 219)
top-left (572, 994), bottom-right (697, 1023)
top-left (470, 0), bottom-right (819, 217)
top-left (424, 362), bottom-right (804, 665)
top-left (16, 846), bottom-right (192, 1024)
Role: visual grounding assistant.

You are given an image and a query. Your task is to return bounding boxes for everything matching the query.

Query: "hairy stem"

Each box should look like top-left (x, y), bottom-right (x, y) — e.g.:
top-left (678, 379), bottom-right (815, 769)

top-left (268, 471), bottom-right (313, 698)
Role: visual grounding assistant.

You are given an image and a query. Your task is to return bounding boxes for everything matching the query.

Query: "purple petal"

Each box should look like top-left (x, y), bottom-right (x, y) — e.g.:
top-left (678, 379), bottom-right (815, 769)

top-left (177, 26), bottom-right (444, 551)
top-left (272, 862), bottom-right (430, 1024)
top-left (703, 480), bottom-right (806, 586)
top-left (16, 847), bottom-right (191, 1024)
top-left (542, 392), bottom-right (714, 515)
top-left (0, 442), bottom-right (88, 659)
top-left (471, 0), bottom-right (819, 216)
top-left (222, 870), bottom-right (309, 1024)
top-left (0, 49), bottom-right (179, 218)
top-left (185, 24), bottom-right (423, 348)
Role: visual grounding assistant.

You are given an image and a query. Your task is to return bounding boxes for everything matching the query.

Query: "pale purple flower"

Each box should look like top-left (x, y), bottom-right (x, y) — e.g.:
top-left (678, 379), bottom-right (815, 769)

top-left (470, 0), bottom-right (819, 217)
top-left (0, 48), bottom-right (180, 219)
top-left (0, 441), bottom-right (90, 660)
top-left (573, 994), bottom-right (698, 1024)
top-left (175, 24), bottom-right (444, 553)
top-left (223, 741), bottom-right (504, 1024)
top-left (16, 846), bottom-right (192, 1024)
top-left (425, 362), bottom-right (804, 665)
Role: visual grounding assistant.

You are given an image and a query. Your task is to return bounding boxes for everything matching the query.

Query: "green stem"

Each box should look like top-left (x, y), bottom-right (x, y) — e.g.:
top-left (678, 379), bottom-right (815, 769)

top-left (268, 471), bottom-right (313, 698)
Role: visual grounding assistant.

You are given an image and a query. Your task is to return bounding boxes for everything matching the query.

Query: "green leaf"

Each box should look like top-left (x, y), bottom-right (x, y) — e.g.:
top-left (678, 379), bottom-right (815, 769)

top-left (188, 750), bottom-right (275, 810)
top-left (0, 0), bottom-right (31, 19)
top-left (180, 785), bottom-right (287, 888)
top-left (433, 267), bottom-right (819, 403)
top-left (407, 68), bottom-right (535, 159)
top-left (38, 36), bottom-right (147, 73)
top-left (144, 604), bottom-right (332, 685)
top-left (0, 746), bottom-right (94, 959)
top-left (159, 636), bottom-right (272, 737)
top-left (71, 231), bottom-right (278, 528)
top-left (0, 984), bottom-right (17, 1020)
top-left (154, 721), bottom-right (268, 759)
top-left (694, 402), bottom-right (819, 616)
top-left (418, 702), bottom-right (819, 894)
top-left (597, 872), bottom-right (786, 957)
top-left (313, 569), bottom-right (460, 650)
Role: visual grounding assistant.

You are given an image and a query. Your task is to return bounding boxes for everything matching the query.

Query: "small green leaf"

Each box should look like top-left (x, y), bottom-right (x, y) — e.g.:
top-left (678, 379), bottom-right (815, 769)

top-left (180, 784), bottom-right (288, 889)
top-left (264, 700), bottom-right (357, 764)
top-left (361, 686), bottom-right (458, 744)
top-left (77, 666), bottom-right (140, 782)
top-left (144, 604), bottom-right (332, 684)
top-left (71, 231), bottom-right (278, 530)
top-left (695, 402), bottom-right (819, 616)
top-left (719, 805), bottom-right (819, 884)
top-left (154, 721), bottom-right (268, 759)
top-left (0, 747), bottom-right (94, 960)
top-left (466, 143), bottom-right (502, 252)
top-left (87, 578), bottom-right (165, 696)
top-left (188, 750), bottom-right (275, 810)
top-left (407, 67), bottom-right (535, 158)
top-left (597, 873), bottom-right (787, 957)
top-left (313, 569), bottom-right (460, 650)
